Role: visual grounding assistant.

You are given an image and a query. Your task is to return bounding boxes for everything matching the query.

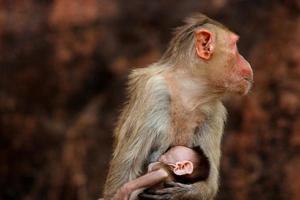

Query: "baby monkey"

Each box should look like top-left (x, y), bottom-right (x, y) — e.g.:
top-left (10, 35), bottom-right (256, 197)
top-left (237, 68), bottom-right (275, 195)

top-left (112, 146), bottom-right (209, 200)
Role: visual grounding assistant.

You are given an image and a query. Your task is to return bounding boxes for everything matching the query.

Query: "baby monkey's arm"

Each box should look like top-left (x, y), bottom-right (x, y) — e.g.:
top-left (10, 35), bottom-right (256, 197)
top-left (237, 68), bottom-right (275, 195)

top-left (112, 165), bottom-right (169, 200)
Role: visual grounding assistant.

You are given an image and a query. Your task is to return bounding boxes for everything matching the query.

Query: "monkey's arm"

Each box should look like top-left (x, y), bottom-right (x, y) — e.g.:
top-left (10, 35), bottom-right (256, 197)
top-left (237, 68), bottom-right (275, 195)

top-left (103, 73), bottom-right (171, 200)
top-left (139, 177), bottom-right (217, 200)
top-left (113, 168), bottom-right (169, 200)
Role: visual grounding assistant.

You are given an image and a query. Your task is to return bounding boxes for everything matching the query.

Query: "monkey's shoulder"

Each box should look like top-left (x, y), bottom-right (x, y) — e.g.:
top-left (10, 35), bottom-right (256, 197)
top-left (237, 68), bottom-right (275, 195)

top-left (128, 65), bottom-right (166, 83)
top-left (127, 66), bottom-right (170, 100)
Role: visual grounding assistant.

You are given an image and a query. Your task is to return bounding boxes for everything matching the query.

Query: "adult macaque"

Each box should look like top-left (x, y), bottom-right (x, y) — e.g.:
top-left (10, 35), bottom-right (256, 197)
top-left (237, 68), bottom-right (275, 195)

top-left (103, 13), bottom-right (253, 200)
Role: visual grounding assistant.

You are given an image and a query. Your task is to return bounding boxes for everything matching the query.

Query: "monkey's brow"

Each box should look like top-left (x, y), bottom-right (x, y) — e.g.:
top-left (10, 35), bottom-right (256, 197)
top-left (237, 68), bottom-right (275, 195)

top-left (235, 35), bottom-right (240, 42)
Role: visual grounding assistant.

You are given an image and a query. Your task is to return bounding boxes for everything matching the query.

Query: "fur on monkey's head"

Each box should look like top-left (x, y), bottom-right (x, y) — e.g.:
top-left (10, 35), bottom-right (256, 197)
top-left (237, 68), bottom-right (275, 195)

top-left (160, 13), bottom-right (228, 65)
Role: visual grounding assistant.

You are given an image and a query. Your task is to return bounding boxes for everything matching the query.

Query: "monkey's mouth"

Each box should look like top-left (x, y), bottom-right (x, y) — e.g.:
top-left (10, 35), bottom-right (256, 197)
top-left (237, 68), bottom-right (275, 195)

top-left (243, 77), bottom-right (254, 86)
top-left (240, 77), bottom-right (253, 95)
top-left (243, 77), bottom-right (254, 90)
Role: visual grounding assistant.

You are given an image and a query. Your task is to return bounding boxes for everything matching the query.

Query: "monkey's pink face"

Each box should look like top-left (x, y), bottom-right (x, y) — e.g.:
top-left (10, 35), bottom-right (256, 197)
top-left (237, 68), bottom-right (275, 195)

top-left (195, 30), bottom-right (253, 95)
top-left (224, 34), bottom-right (253, 95)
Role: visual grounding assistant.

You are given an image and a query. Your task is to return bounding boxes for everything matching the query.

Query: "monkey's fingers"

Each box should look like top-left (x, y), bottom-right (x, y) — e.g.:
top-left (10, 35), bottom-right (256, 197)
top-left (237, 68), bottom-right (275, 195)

top-left (138, 192), bottom-right (172, 200)
top-left (143, 188), bottom-right (173, 195)
top-left (164, 181), bottom-right (191, 189)
top-left (139, 185), bottom-right (190, 200)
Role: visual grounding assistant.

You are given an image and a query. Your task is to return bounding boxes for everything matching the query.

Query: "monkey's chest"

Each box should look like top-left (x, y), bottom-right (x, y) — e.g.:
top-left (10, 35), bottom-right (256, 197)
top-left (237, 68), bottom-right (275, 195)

top-left (170, 104), bottom-right (204, 146)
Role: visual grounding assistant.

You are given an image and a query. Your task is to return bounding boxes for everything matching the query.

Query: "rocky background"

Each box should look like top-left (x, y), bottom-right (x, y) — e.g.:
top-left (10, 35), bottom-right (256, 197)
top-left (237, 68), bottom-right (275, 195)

top-left (0, 0), bottom-right (299, 200)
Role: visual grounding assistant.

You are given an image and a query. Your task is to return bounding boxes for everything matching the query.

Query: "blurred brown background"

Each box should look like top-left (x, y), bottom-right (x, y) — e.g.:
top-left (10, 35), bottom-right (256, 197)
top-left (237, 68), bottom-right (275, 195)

top-left (0, 0), bottom-right (299, 200)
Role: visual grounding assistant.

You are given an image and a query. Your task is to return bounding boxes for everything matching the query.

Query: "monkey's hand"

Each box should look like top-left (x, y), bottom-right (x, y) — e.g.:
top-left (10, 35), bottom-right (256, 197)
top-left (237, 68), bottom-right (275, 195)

top-left (138, 181), bottom-right (195, 200)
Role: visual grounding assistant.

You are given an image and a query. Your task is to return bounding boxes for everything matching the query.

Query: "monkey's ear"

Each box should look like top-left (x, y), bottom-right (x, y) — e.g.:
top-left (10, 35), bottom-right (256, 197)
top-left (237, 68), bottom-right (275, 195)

top-left (195, 29), bottom-right (215, 60)
top-left (173, 161), bottom-right (194, 176)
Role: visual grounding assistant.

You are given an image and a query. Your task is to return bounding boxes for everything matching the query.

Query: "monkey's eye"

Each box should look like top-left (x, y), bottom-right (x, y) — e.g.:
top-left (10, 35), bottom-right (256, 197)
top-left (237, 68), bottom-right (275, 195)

top-left (230, 34), bottom-right (239, 47)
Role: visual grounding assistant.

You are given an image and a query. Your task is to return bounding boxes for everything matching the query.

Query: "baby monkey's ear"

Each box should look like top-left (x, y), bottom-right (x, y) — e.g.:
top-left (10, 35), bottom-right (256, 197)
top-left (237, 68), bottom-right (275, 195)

top-left (173, 161), bottom-right (194, 175)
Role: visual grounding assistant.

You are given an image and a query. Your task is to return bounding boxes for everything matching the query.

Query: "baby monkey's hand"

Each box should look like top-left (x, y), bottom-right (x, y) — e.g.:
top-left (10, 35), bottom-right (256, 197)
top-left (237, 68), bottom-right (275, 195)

top-left (112, 184), bottom-right (132, 200)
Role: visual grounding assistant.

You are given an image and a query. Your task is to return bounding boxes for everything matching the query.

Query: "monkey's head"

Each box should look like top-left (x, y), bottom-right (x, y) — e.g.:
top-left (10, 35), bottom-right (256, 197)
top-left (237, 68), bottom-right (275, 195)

top-left (161, 14), bottom-right (253, 96)
top-left (194, 23), bottom-right (253, 96)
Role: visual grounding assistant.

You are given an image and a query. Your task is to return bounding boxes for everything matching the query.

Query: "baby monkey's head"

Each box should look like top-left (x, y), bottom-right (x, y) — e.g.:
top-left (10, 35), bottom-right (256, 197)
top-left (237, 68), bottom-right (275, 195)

top-left (158, 146), bottom-right (204, 180)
